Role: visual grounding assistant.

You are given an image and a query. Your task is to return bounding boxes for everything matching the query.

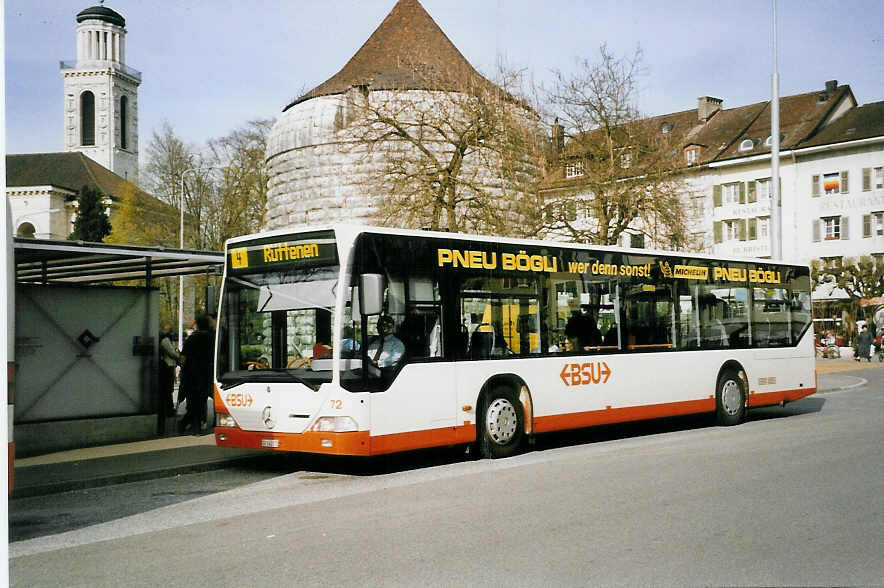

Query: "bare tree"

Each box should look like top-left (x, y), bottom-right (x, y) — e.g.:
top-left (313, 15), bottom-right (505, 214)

top-left (137, 119), bottom-right (273, 324)
top-left (142, 119), bottom-right (273, 251)
top-left (341, 62), bottom-right (545, 237)
top-left (543, 45), bottom-right (696, 248)
top-left (203, 118), bottom-right (273, 249)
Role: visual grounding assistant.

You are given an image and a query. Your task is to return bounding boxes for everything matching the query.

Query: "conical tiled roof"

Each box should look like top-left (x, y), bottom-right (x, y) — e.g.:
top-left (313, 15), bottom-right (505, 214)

top-left (286, 0), bottom-right (497, 110)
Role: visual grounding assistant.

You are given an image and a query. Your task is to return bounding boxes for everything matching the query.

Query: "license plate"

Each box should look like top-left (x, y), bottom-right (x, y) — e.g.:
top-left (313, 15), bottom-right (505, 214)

top-left (261, 439), bottom-right (280, 448)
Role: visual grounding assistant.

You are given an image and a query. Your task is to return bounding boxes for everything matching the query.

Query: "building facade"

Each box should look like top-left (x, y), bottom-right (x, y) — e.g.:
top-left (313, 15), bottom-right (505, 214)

top-left (60, 5), bottom-right (141, 181)
top-left (543, 82), bottom-right (884, 268)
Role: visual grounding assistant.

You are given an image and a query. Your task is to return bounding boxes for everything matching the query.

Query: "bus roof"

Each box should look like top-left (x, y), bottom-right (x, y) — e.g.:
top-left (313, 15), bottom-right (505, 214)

top-left (225, 224), bottom-right (809, 269)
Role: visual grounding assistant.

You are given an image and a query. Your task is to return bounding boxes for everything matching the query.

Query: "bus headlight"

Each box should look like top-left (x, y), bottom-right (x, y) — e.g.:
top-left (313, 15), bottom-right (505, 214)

top-left (310, 416), bottom-right (358, 433)
top-left (216, 412), bottom-right (237, 428)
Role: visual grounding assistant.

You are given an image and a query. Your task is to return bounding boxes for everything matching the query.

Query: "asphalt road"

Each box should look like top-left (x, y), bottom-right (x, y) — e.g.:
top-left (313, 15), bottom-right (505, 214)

top-left (10, 379), bottom-right (883, 587)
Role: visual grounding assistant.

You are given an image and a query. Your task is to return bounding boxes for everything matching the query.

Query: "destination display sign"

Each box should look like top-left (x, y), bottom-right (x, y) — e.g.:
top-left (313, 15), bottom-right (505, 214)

top-left (227, 232), bottom-right (337, 273)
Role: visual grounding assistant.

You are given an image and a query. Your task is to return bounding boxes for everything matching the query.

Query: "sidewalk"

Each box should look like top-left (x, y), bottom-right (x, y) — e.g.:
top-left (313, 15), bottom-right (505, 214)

top-left (12, 432), bottom-right (264, 499)
top-left (815, 353), bottom-right (884, 375)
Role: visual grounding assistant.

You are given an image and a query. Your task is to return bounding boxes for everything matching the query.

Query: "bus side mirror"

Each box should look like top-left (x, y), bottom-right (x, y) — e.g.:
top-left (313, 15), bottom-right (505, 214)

top-left (359, 274), bottom-right (385, 316)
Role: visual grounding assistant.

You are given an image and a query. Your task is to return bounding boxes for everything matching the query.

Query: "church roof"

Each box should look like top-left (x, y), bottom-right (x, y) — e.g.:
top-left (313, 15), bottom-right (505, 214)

top-left (76, 5), bottom-right (125, 27)
top-left (7, 152), bottom-right (140, 201)
top-left (286, 0), bottom-right (497, 110)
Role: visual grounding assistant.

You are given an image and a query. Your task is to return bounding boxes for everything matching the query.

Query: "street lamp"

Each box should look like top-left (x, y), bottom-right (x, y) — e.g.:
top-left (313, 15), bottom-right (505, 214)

top-left (177, 167), bottom-right (221, 349)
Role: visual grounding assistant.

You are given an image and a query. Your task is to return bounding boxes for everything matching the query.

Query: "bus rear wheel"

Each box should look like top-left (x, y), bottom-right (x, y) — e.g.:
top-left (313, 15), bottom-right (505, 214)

top-left (479, 386), bottom-right (524, 459)
top-left (716, 368), bottom-right (746, 426)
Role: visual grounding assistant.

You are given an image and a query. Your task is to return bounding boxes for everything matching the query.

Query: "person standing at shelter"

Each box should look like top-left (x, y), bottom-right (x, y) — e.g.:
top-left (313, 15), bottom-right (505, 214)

top-left (158, 324), bottom-right (179, 422)
top-left (179, 314), bottom-right (213, 433)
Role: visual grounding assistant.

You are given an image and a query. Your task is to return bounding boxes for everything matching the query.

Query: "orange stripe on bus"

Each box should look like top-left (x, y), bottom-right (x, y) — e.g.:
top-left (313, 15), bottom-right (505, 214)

top-left (213, 384), bottom-right (225, 413)
top-left (216, 427), bottom-right (372, 456)
top-left (215, 424), bottom-right (479, 456)
top-left (748, 387), bottom-right (816, 407)
top-left (369, 425), bottom-right (478, 455)
top-left (533, 398), bottom-right (716, 433)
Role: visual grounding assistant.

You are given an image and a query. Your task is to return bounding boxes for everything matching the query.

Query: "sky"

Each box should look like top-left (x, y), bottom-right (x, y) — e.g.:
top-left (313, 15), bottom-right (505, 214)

top-left (4, 0), bottom-right (884, 164)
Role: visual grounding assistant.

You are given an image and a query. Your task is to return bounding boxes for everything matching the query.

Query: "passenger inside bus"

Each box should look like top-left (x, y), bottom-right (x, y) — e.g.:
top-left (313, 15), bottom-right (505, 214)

top-left (341, 326), bottom-right (360, 357)
top-left (602, 324), bottom-right (618, 347)
top-left (469, 321), bottom-right (509, 359)
top-left (565, 304), bottom-right (602, 351)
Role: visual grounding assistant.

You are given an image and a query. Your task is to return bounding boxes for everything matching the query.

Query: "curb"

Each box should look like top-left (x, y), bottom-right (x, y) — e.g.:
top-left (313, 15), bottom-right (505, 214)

top-left (817, 375), bottom-right (867, 395)
top-left (11, 453), bottom-right (264, 499)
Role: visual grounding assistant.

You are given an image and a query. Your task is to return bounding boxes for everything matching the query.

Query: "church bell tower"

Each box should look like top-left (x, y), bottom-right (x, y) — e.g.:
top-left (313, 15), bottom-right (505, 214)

top-left (60, 4), bottom-right (141, 180)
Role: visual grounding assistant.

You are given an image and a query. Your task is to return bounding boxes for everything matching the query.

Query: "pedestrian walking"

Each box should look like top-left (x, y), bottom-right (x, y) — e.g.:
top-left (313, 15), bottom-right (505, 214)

top-left (179, 314), bottom-right (213, 434)
top-left (856, 324), bottom-right (873, 362)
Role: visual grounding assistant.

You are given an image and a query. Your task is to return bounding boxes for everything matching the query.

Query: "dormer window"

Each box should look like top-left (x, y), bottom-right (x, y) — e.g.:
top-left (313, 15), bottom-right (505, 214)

top-left (660, 122), bottom-right (673, 134)
top-left (685, 147), bottom-right (699, 165)
top-left (739, 139), bottom-right (755, 152)
top-left (620, 152), bottom-right (632, 168)
top-left (564, 161), bottom-right (585, 179)
top-left (764, 134), bottom-right (785, 147)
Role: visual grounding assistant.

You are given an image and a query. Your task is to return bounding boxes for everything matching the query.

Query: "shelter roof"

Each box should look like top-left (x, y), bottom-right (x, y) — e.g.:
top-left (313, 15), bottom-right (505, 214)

top-left (14, 238), bottom-right (224, 284)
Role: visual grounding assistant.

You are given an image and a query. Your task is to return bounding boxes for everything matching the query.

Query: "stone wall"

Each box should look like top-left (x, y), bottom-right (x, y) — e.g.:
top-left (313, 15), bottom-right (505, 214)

top-left (265, 90), bottom-right (541, 234)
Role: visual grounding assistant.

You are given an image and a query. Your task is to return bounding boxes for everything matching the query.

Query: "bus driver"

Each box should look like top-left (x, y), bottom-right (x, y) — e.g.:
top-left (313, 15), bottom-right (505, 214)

top-left (366, 315), bottom-right (405, 376)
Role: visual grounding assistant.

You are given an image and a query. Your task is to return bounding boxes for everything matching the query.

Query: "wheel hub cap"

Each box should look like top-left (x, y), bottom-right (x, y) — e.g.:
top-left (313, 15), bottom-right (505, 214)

top-left (486, 398), bottom-right (518, 445)
top-left (721, 380), bottom-right (741, 416)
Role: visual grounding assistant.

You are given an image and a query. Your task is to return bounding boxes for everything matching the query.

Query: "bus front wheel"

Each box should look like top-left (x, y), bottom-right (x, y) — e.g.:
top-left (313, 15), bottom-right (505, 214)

top-left (716, 369), bottom-right (746, 426)
top-left (479, 386), bottom-right (524, 459)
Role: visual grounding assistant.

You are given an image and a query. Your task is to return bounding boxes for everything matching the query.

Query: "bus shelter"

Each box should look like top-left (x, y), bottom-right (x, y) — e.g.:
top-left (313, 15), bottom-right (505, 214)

top-left (12, 238), bottom-right (224, 456)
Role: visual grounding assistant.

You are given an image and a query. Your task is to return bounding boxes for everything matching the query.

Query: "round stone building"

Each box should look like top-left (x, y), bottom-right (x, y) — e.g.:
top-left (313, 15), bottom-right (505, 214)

top-left (264, 0), bottom-right (541, 234)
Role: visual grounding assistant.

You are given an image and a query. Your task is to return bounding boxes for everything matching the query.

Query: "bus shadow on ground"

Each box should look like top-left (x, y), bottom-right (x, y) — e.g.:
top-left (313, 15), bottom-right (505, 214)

top-left (237, 397), bottom-right (829, 478)
top-left (744, 396), bottom-right (825, 422)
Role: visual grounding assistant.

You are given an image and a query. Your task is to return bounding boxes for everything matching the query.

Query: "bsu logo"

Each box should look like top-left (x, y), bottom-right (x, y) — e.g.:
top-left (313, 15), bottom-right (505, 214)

top-left (560, 361), bottom-right (612, 387)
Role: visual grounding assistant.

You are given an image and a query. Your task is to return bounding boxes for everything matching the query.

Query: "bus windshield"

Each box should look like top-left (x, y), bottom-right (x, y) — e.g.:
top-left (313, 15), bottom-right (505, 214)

top-left (216, 233), bottom-right (338, 390)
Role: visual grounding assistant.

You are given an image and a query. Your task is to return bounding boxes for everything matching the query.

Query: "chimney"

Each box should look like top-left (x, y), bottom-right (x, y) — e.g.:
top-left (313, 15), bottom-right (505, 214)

top-left (551, 117), bottom-right (564, 154)
top-left (697, 96), bottom-right (723, 123)
top-left (825, 80), bottom-right (838, 93)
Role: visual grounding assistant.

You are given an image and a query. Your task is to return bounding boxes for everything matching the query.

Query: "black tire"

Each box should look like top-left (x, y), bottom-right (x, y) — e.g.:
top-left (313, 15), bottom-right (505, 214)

top-left (478, 386), bottom-right (524, 459)
top-left (716, 368), bottom-right (746, 426)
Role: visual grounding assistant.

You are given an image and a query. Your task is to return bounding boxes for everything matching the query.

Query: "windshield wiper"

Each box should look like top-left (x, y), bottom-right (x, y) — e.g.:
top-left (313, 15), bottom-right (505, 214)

top-left (228, 368), bottom-right (320, 390)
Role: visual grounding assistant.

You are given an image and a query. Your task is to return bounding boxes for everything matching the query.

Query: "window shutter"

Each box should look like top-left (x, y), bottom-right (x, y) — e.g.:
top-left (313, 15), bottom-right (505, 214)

top-left (713, 185), bottom-right (722, 207)
top-left (841, 216), bottom-right (849, 239)
top-left (812, 175), bottom-right (820, 197)
top-left (748, 218), bottom-right (758, 240)
top-left (841, 171), bottom-right (849, 194)
top-left (863, 168), bottom-right (871, 191)
top-left (748, 181), bottom-right (757, 203)
top-left (863, 214), bottom-right (871, 238)
top-left (739, 219), bottom-right (747, 241)
top-left (739, 182), bottom-right (746, 204)
top-left (812, 220), bottom-right (820, 242)
top-left (714, 221), bottom-right (723, 244)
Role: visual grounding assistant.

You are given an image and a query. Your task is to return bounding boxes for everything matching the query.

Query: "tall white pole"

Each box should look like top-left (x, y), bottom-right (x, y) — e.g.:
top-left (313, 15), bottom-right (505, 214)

top-left (770, 0), bottom-right (782, 260)
top-left (178, 167), bottom-right (221, 349)
top-left (178, 168), bottom-right (197, 350)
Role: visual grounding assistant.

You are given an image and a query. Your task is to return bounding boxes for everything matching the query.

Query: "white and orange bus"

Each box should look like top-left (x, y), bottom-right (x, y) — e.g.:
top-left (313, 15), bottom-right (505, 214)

top-left (213, 225), bottom-right (816, 458)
